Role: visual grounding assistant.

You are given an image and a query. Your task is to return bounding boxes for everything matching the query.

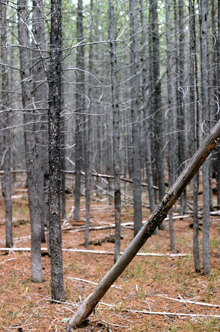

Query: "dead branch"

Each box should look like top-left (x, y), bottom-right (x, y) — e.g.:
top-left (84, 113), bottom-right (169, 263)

top-left (0, 247), bottom-right (190, 257)
top-left (120, 309), bottom-right (220, 319)
top-left (155, 294), bottom-right (220, 308)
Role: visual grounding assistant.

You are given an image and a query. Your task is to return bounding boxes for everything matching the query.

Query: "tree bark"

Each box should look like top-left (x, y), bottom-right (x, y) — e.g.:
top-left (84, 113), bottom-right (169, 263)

top-left (49, 0), bottom-right (65, 300)
top-left (200, 0), bottom-right (211, 275)
top-left (17, 0), bottom-right (43, 282)
top-left (129, 0), bottom-right (142, 237)
top-left (74, 0), bottom-right (85, 220)
top-left (109, 0), bottom-right (121, 262)
top-left (189, 0), bottom-right (200, 272)
top-left (1, 0), bottom-right (13, 248)
top-left (150, 0), bottom-right (165, 230)
top-left (178, 0), bottom-right (187, 215)
top-left (140, 0), bottom-right (155, 217)
top-left (32, 0), bottom-right (49, 243)
top-left (67, 120), bottom-right (220, 330)
top-left (166, 0), bottom-right (176, 250)
top-left (85, 0), bottom-right (93, 248)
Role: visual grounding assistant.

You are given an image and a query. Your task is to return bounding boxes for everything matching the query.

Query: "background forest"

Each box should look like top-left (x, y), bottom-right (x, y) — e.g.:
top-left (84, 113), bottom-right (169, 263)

top-left (1, 0), bottom-right (220, 330)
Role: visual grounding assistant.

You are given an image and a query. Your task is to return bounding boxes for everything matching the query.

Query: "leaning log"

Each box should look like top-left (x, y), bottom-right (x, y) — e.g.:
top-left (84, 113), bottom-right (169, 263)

top-left (66, 121), bottom-right (220, 330)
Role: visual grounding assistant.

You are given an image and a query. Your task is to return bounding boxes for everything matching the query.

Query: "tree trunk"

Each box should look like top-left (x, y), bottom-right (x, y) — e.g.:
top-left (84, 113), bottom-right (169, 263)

top-left (129, 0), bottom-right (142, 237)
top-left (217, 0), bottom-right (220, 205)
top-left (109, 0), bottom-right (121, 262)
top-left (32, 0), bottom-right (49, 243)
top-left (200, 0), bottom-right (211, 275)
top-left (150, 0), bottom-right (165, 230)
top-left (178, 0), bottom-right (187, 215)
top-left (49, 0), bottom-right (65, 300)
top-left (18, 0), bottom-right (43, 283)
top-left (67, 120), bottom-right (220, 330)
top-left (1, 0), bottom-right (13, 248)
top-left (166, 0), bottom-right (176, 250)
top-left (74, 0), bottom-right (85, 220)
top-left (140, 0), bottom-right (155, 217)
top-left (85, 0), bottom-right (93, 248)
top-left (189, 0), bottom-right (200, 272)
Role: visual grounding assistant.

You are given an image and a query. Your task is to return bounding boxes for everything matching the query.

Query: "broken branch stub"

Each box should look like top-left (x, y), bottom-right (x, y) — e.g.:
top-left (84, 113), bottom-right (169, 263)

top-left (66, 121), bottom-right (220, 330)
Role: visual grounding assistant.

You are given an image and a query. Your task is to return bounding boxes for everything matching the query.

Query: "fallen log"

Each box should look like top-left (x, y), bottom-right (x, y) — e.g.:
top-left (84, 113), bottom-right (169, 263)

top-left (66, 120), bottom-right (220, 330)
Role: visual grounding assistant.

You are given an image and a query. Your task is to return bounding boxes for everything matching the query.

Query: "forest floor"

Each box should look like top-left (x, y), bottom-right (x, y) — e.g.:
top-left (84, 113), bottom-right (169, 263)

top-left (1, 182), bottom-right (220, 331)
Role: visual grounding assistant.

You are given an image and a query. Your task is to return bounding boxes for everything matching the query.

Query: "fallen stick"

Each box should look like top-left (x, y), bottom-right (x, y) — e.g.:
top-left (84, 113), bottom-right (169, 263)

top-left (120, 309), bottom-right (220, 319)
top-left (155, 294), bottom-right (220, 308)
top-left (66, 120), bottom-right (220, 330)
top-left (0, 247), bottom-right (190, 257)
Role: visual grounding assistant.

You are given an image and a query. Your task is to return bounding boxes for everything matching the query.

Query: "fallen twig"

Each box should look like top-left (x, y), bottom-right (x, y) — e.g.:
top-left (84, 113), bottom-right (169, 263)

top-left (121, 309), bottom-right (220, 318)
top-left (155, 294), bottom-right (220, 308)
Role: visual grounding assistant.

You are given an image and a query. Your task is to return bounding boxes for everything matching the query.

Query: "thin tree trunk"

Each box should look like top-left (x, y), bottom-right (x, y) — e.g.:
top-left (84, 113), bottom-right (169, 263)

top-left (109, 0), bottom-right (121, 262)
top-left (74, 0), bottom-right (85, 220)
top-left (17, 0), bottom-right (43, 282)
top-left (166, 0), bottom-right (176, 250)
top-left (49, 0), bottom-right (65, 300)
top-left (200, 0), bottom-right (211, 275)
top-left (150, 0), bottom-right (165, 230)
top-left (189, 0), bottom-right (200, 272)
top-left (67, 120), bottom-right (220, 330)
top-left (1, 0), bottom-right (13, 248)
top-left (178, 0), bottom-right (187, 215)
top-left (130, 0), bottom-right (142, 237)
top-left (32, 0), bottom-right (49, 243)
top-left (217, 0), bottom-right (220, 205)
top-left (85, 0), bottom-right (93, 248)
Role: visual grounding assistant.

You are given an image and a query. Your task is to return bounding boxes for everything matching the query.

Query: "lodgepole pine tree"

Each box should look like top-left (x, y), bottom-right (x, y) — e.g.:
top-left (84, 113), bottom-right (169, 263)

top-left (17, 0), bottom-right (43, 282)
top-left (109, 0), bottom-right (121, 262)
top-left (1, 0), bottom-right (13, 248)
top-left (48, 0), bottom-right (65, 300)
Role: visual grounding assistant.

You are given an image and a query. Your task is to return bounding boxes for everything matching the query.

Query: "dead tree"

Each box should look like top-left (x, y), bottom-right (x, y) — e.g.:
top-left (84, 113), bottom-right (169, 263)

top-left (66, 119), bottom-right (220, 330)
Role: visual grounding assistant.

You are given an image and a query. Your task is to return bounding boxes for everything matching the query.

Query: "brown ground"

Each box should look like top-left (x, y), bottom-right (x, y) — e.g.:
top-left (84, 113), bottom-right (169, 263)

top-left (1, 184), bottom-right (220, 331)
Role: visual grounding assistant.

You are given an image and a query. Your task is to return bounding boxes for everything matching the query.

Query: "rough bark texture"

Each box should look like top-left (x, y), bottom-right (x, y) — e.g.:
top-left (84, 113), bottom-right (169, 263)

top-left (140, 0), bottom-right (155, 216)
top-left (217, 0), bottom-right (220, 205)
top-left (129, 0), bottom-right (142, 237)
top-left (17, 0), bottom-right (43, 283)
top-left (1, 0), bottom-right (13, 248)
top-left (109, 0), bottom-right (121, 262)
top-left (74, 0), bottom-right (85, 220)
top-left (200, 0), bottom-right (211, 275)
top-left (67, 120), bottom-right (220, 330)
top-left (150, 0), bottom-right (165, 230)
top-left (178, 0), bottom-right (187, 215)
top-left (49, 0), bottom-right (65, 300)
top-left (85, 0), bottom-right (93, 248)
top-left (189, 0), bottom-right (200, 273)
top-left (32, 0), bottom-right (49, 243)
top-left (166, 0), bottom-right (176, 250)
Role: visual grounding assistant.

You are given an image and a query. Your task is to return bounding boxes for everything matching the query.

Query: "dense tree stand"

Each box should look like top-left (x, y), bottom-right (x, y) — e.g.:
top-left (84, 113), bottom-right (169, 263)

top-left (66, 120), bottom-right (220, 330)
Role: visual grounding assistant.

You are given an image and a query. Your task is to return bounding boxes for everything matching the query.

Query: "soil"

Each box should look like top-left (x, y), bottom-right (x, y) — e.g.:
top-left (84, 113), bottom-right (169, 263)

top-left (1, 185), bottom-right (220, 331)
